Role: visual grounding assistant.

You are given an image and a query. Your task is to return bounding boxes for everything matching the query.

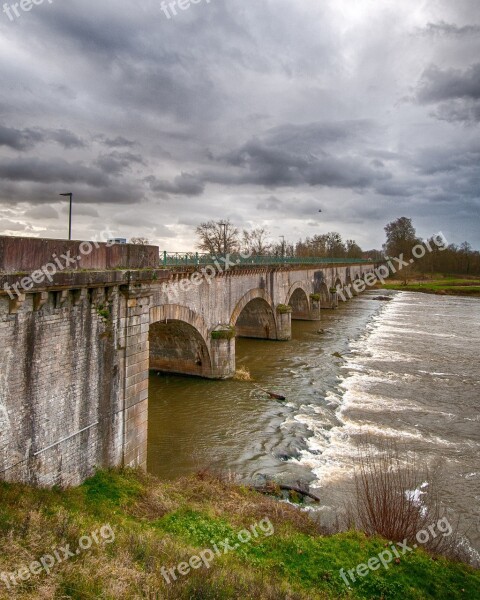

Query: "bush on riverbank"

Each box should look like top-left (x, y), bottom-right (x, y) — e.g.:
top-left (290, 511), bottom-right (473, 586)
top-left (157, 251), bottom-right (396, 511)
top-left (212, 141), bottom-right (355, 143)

top-left (0, 469), bottom-right (479, 599)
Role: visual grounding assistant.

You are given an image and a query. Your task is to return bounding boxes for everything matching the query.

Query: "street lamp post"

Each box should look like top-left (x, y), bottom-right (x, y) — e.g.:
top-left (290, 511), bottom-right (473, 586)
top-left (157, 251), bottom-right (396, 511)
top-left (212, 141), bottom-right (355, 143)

top-left (60, 193), bottom-right (73, 240)
top-left (219, 221), bottom-right (227, 255)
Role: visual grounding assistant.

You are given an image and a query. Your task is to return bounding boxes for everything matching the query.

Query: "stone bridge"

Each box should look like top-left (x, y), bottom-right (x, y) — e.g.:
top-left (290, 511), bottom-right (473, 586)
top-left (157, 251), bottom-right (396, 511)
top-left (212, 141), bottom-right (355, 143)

top-left (0, 236), bottom-right (375, 487)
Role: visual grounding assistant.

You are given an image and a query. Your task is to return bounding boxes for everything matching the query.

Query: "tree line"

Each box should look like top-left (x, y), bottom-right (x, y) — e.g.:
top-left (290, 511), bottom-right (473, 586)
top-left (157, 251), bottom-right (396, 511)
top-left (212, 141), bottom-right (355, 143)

top-left (383, 217), bottom-right (480, 276)
top-left (195, 220), bottom-right (365, 259)
top-left (139, 217), bottom-right (479, 276)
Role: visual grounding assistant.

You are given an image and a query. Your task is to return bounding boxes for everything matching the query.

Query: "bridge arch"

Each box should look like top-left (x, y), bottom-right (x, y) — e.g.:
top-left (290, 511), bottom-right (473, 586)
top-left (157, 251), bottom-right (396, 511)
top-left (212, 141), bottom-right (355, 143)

top-left (286, 282), bottom-right (312, 320)
top-left (230, 289), bottom-right (277, 340)
top-left (149, 304), bottom-right (213, 378)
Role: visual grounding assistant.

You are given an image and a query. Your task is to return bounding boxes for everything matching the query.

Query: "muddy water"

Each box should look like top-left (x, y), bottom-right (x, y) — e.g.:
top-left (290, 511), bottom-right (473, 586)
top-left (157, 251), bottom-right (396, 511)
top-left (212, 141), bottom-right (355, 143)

top-left (147, 291), bottom-right (480, 555)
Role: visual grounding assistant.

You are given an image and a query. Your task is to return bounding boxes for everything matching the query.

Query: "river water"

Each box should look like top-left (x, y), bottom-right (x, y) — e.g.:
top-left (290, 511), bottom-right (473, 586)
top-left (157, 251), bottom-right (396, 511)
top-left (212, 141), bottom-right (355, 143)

top-left (148, 290), bottom-right (480, 556)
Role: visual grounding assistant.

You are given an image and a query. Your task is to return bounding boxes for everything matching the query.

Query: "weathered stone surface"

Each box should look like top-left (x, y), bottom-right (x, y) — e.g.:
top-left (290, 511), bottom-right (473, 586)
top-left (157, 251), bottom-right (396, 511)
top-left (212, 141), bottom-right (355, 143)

top-left (0, 236), bottom-right (376, 486)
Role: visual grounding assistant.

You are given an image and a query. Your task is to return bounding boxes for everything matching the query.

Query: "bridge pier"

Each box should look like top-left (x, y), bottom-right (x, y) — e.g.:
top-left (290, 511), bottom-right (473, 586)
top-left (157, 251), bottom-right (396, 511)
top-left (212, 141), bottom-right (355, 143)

top-left (120, 284), bottom-right (153, 471)
top-left (275, 305), bottom-right (292, 341)
top-left (210, 326), bottom-right (236, 379)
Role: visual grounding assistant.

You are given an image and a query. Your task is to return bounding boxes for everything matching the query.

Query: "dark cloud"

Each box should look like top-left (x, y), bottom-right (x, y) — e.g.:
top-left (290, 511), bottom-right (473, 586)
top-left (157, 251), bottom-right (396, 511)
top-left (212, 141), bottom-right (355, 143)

top-left (47, 129), bottom-right (85, 149)
top-left (212, 132), bottom-right (390, 190)
top-left (421, 21), bottom-right (480, 37)
top-left (414, 63), bottom-right (480, 123)
top-left (432, 99), bottom-right (480, 124)
top-left (0, 0), bottom-right (479, 247)
top-left (97, 151), bottom-right (146, 175)
top-left (416, 63), bottom-right (480, 104)
top-left (0, 124), bottom-right (84, 151)
top-left (101, 136), bottom-right (137, 148)
top-left (146, 173), bottom-right (205, 196)
top-left (0, 125), bottom-right (44, 151)
top-left (0, 157), bottom-right (109, 187)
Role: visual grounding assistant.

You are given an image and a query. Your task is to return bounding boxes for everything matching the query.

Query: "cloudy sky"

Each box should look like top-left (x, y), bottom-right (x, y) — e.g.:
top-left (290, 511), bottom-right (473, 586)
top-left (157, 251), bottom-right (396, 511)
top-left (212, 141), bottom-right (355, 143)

top-left (0, 0), bottom-right (479, 251)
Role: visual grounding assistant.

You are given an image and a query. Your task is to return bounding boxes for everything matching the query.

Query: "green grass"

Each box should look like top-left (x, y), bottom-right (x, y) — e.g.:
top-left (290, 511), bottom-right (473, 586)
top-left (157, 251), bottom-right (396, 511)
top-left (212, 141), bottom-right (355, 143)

top-left (0, 469), bottom-right (478, 599)
top-left (381, 275), bottom-right (480, 296)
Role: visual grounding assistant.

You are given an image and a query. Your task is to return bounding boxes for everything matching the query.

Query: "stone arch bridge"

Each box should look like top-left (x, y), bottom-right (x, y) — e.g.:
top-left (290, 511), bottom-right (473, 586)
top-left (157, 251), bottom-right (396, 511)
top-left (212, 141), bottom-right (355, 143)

top-left (0, 237), bottom-right (375, 487)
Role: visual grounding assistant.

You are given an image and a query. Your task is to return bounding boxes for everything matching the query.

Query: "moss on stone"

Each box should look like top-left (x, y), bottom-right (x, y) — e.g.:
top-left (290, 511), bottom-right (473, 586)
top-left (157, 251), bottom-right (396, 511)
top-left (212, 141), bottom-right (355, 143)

top-left (211, 326), bottom-right (236, 340)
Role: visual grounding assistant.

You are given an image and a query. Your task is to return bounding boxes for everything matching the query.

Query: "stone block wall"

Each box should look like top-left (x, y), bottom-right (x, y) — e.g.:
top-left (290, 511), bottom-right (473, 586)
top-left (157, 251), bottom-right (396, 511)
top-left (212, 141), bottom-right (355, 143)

top-left (0, 287), bottom-right (122, 486)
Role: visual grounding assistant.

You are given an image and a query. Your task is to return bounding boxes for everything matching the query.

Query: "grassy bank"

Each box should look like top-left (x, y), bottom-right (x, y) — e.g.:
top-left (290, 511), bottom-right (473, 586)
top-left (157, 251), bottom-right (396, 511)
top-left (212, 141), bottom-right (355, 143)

top-left (0, 469), bottom-right (479, 599)
top-left (381, 275), bottom-right (480, 297)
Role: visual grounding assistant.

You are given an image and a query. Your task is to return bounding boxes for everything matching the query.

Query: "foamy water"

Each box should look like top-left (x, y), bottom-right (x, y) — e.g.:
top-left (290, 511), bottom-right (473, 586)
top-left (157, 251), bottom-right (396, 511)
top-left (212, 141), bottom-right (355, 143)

top-left (149, 291), bottom-right (480, 559)
top-left (299, 293), bottom-right (480, 558)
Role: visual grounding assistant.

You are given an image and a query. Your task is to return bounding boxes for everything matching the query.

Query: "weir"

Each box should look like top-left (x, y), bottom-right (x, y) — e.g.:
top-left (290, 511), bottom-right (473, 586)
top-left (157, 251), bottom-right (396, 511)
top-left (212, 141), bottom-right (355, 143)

top-left (0, 236), bottom-right (376, 486)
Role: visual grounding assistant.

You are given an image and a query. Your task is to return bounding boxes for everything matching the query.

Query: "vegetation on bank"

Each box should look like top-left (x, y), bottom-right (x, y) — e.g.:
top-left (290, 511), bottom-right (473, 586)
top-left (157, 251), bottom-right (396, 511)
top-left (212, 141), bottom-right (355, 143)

top-left (381, 275), bottom-right (480, 297)
top-left (0, 469), bottom-right (479, 600)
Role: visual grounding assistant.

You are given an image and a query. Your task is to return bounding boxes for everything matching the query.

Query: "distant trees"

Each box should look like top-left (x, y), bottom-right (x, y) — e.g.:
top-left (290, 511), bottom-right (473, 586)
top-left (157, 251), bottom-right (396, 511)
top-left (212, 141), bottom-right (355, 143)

top-left (346, 239), bottom-right (363, 259)
top-left (383, 217), bottom-right (420, 282)
top-left (242, 228), bottom-right (272, 255)
top-left (383, 217), bottom-right (418, 259)
top-left (192, 216), bottom-right (479, 275)
top-left (420, 239), bottom-right (480, 275)
top-left (295, 232), bottom-right (363, 259)
top-left (383, 217), bottom-right (480, 276)
top-left (130, 237), bottom-right (151, 245)
top-left (194, 220), bottom-right (366, 260)
top-left (196, 220), bottom-right (240, 254)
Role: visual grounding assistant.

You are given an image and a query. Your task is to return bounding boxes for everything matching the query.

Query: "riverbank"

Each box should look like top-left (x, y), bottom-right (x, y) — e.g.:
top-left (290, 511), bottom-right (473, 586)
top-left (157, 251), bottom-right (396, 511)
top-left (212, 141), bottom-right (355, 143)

top-left (0, 469), bottom-right (479, 599)
top-left (380, 275), bottom-right (480, 297)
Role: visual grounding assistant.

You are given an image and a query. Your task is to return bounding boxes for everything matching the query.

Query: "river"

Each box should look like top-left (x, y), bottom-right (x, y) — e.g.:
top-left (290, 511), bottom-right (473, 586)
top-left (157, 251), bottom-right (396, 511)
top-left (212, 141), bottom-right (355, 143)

top-left (147, 290), bottom-right (480, 557)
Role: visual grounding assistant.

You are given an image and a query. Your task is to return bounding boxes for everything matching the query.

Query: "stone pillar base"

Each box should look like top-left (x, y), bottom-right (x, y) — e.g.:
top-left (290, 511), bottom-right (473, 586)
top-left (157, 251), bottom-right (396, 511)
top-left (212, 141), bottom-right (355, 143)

top-left (276, 307), bottom-right (292, 341)
top-left (210, 326), bottom-right (236, 379)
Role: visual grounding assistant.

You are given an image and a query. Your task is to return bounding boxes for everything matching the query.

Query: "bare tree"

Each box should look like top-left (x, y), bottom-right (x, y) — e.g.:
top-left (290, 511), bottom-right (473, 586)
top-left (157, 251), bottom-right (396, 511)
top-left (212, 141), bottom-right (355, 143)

top-left (130, 237), bottom-right (151, 245)
top-left (243, 228), bottom-right (271, 255)
top-left (345, 437), bottom-right (465, 562)
top-left (346, 239), bottom-right (363, 259)
top-left (196, 219), bottom-right (240, 254)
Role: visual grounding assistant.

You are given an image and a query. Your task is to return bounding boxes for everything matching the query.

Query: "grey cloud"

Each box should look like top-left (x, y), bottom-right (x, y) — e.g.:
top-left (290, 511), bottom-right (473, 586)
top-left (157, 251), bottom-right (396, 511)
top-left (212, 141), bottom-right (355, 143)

top-left (0, 158), bottom-right (109, 187)
top-left (47, 129), bottom-right (85, 149)
top-left (257, 196), bottom-right (283, 211)
top-left (416, 63), bottom-right (480, 104)
top-left (215, 136), bottom-right (390, 189)
top-left (0, 125), bottom-right (44, 151)
top-left (1, 0), bottom-right (479, 247)
top-left (24, 205), bottom-right (59, 220)
top-left (101, 136), bottom-right (137, 148)
top-left (97, 151), bottom-right (146, 175)
top-left (0, 124), bottom-right (84, 151)
top-left (415, 63), bottom-right (480, 124)
top-left (147, 173), bottom-right (205, 196)
top-left (432, 99), bottom-right (480, 123)
top-left (421, 21), bottom-right (480, 37)
top-left (0, 218), bottom-right (29, 232)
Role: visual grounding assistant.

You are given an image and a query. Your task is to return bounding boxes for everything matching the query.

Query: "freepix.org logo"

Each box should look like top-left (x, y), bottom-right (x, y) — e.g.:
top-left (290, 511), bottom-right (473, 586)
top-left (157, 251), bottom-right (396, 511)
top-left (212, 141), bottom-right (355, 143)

top-left (2, 0), bottom-right (54, 22)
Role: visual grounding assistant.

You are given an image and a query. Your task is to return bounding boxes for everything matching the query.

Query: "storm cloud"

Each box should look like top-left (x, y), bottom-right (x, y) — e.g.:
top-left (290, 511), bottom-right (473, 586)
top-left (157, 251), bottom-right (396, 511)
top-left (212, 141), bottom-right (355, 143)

top-left (0, 0), bottom-right (479, 248)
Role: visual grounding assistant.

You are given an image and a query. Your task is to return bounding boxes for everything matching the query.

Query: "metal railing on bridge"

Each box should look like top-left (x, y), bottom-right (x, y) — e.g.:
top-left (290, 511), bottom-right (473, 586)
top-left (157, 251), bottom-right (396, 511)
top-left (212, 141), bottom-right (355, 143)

top-left (161, 252), bottom-right (373, 268)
